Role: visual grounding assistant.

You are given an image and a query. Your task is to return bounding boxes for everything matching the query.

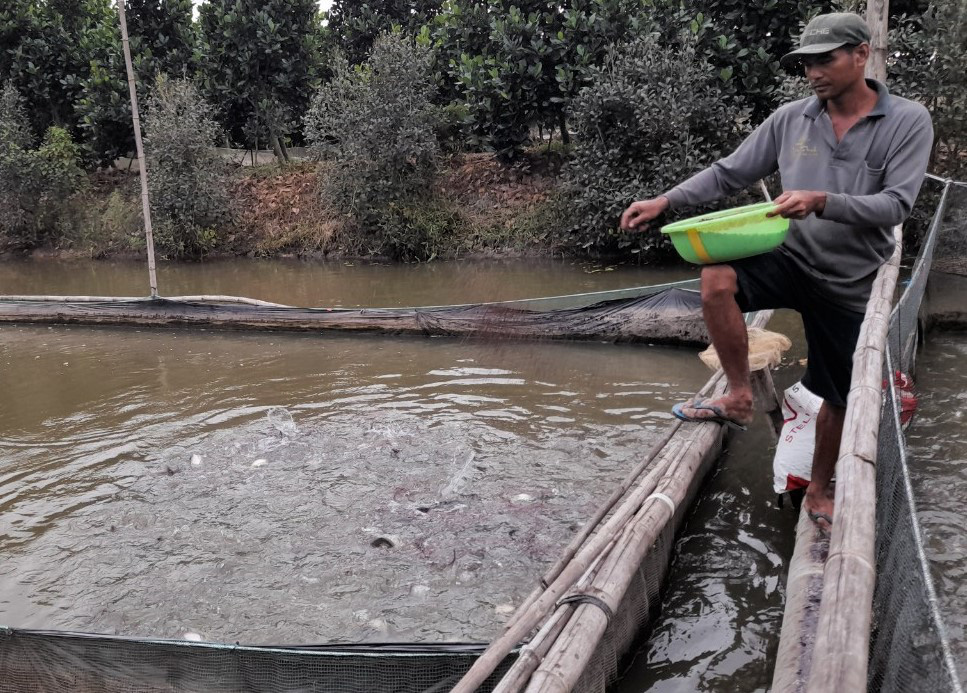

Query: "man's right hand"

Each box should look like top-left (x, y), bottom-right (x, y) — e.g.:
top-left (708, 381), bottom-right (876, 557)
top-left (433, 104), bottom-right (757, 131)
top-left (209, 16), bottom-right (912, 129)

top-left (620, 196), bottom-right (670, 231)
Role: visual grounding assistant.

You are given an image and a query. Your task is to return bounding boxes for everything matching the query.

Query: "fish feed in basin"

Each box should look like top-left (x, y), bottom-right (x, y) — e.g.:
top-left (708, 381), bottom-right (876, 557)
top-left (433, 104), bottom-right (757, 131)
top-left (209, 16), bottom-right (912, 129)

top-left (660, 202), bottom-right (789, 264)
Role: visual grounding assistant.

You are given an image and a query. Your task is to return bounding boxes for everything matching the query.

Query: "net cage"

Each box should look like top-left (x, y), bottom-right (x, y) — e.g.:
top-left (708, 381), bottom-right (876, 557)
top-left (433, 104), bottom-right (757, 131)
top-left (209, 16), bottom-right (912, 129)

top-left (0, 294), bottom-right (717, 688)
top-left (868, 178), bottom-right (966, 693)
top-left (0, 452), bottom-right (709, 693)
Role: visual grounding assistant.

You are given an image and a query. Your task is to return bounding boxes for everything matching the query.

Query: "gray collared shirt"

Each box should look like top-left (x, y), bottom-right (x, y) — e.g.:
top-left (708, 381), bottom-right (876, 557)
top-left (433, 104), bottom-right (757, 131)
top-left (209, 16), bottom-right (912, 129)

top-left (664, 80), bottom-right (934, 311)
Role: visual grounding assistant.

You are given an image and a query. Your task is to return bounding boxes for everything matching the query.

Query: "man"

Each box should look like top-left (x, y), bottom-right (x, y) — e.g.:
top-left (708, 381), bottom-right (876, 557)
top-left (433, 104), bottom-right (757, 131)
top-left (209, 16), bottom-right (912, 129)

top-left (619, 12), bottom-right (933, 528)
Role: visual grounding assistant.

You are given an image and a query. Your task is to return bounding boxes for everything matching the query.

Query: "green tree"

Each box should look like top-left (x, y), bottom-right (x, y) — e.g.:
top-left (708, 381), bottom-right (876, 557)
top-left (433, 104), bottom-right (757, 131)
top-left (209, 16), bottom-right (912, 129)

top-left (431, 0), bottom-right (649, 159)
top-left (6, 0), bottom-right (116, 140)
top-left (76, 0), bottom-right (196, 167)
top-left (561, 35), bottom-right (751, 257)
top-left (327, 0), bottom-right (443, 66)
top-left (0, 0), bottom-right (34, 82)
top-left (143, 76), bottom-right (234, 258)
top-left (650, 0), bottom-right (831, 122)
top-left (305, 33), bottom-right (443, 260)
top-left (198, 0), bottom-right (323, 156)
top-left (0, 83), bottom-right (85, 248)
top-left (889, 0), bottom-right (967, 178)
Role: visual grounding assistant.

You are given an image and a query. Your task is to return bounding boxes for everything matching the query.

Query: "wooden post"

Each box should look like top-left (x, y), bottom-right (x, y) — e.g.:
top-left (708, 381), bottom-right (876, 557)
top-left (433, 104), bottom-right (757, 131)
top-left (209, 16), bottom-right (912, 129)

top-left (117, 0), bottom-right (159, 298)
top-left (866, 0), bottom-right (889, 82)
top-left (750, 368), bottom-right (784, 440)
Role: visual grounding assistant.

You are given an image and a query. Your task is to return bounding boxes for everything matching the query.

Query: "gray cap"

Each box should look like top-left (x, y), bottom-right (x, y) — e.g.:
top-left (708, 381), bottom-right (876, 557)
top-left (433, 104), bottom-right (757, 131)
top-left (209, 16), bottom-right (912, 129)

top-left (780, 12), bottom-right (872, 69)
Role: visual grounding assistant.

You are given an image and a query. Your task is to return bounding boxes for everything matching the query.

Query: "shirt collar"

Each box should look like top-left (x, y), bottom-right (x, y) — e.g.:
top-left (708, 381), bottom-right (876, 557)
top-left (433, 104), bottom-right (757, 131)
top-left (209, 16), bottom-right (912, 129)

top-left (802, 78), bottom-right (892, 120)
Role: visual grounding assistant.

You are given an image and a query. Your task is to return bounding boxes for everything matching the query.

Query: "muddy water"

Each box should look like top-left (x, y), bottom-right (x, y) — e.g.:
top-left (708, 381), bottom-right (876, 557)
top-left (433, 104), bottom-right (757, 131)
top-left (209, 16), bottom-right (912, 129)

top-left (9, 258), bottom-right (957, 690)
top-left (0, 258), bottom-right (692, 308)
top-left (905, 334), bottom-right (967, 676)
top-left (0, 258), bottom-right (717, 647)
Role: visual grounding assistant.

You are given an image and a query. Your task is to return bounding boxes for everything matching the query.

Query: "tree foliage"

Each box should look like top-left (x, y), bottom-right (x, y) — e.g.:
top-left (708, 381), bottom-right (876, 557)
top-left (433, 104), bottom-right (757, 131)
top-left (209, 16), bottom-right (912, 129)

top-left (0, 83), bottom-right (85, 248)
top-left (3, 0), bottom-right (116, 142)
top-left (431, 0), bottom-right (649, 158)
top-left (143, 77), bottom-right (234, 258)
top-left (327, 0), bottom-right (443, 66)
top-left (76, 0), bottom-right (196, 167)
top-left (889, 0), bottom-right (967, 179)
top-left (652, 0), bottom-right (834, 122)
top-left (561, 35), bottom-right (751, 257)
top-left (198, 0), bottom-right (323, 151)
top-left (305, 33), bottom-right (444, 260)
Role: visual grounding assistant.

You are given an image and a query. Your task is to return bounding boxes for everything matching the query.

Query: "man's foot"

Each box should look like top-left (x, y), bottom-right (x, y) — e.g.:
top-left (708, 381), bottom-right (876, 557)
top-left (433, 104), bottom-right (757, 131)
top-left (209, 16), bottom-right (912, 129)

top-left (803, 483), bottom-right (835, 532)
top-left (672, 394), bottom-right (754, 430)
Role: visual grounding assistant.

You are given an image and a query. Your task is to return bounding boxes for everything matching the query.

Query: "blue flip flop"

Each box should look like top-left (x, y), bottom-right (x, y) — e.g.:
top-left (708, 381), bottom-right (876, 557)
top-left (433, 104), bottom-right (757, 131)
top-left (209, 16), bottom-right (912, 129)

top-left (672, 398), bottom-right (749, 431)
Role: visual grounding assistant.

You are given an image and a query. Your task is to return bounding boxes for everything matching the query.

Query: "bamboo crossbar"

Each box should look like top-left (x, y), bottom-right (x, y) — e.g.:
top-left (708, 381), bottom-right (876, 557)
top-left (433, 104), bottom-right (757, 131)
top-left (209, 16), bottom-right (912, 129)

top-left (523, 421), bottom-right (724, 693)
top-left (449, 441), bottom-right (689, 693)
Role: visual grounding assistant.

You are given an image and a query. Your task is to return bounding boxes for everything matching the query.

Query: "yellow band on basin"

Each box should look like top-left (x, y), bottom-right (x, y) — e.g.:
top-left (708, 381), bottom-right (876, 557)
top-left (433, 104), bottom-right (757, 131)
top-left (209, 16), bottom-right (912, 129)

top-left (686, 230), bottom-right (713, 264)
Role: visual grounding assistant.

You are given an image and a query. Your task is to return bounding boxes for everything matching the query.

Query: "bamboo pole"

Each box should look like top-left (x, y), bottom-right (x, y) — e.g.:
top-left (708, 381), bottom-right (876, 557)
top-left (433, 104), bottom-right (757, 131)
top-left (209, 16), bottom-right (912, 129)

top-left (498, 420), bottom-right (686, 633)
top-left (804, 228), bottom-right (902, 693)
top-left (449, 440), bottom-right (690, 693)
top-left (492, 552), bottom-right (610, 693)
top-left (524, 418), bottom-right (726, 692)
top-left (117, 0), bottom-right (159, 298)
top-left (771, 508), bottom-right (830, 692)
top-left (0, 295), bottom-right (290, 308)
top-left (505, 372), bottom-right (731, 631)
top-left (464, 310), bottom-right (774, 692)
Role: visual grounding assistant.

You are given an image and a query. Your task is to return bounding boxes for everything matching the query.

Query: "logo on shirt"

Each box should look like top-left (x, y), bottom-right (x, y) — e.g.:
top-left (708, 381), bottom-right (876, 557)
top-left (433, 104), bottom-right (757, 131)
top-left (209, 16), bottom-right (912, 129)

top-left (794, 136), bottom-right (818, 157)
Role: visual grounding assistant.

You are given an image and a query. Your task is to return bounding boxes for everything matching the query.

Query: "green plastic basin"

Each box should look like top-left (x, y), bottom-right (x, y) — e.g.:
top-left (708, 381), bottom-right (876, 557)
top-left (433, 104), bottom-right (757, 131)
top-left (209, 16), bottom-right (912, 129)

top-left (659, 202), bottom-right (789, 265)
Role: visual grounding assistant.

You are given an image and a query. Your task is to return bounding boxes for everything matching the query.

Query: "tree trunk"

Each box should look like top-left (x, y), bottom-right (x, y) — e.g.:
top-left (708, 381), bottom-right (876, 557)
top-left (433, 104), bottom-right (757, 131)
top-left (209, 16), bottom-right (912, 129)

top-left (558, 113), bottom-right (570, 146)
top-left (269, 129), bottom-right (289, 164)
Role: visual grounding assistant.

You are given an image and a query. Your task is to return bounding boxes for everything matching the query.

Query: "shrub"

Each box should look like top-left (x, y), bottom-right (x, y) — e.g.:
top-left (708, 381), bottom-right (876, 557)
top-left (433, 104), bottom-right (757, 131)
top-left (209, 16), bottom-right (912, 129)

top-left (304, 33), bottom-right (443, 260)
top-left (0, 85), bottom-right (85, 248)
top-left (890, 0), bottom-right (967, 181)
top-left (142, 77), bottom-right (235, 258)
top-left (560, 35), bottom-right (751, 258)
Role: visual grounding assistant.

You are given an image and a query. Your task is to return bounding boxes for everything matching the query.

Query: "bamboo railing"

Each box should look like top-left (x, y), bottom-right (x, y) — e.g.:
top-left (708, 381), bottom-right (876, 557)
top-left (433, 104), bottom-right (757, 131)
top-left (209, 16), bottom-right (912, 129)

top-left (806, 229), bottom-right (902, 691)
top-left (772, 227), bottom-right (902, 692)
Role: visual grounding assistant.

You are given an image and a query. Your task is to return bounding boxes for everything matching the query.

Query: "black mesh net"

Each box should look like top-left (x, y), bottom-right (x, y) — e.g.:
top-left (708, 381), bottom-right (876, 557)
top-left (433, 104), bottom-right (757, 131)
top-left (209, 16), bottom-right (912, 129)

top-left (868, 180), bottom-right (965, 693)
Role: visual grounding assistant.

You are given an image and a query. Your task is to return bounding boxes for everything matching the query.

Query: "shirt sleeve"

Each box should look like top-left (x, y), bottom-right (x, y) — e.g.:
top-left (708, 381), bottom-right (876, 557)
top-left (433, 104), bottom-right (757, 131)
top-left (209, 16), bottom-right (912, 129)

top-left (663, 113), bottom-right (781, 209)
top-left (820, 108), bottom-right (934, 227)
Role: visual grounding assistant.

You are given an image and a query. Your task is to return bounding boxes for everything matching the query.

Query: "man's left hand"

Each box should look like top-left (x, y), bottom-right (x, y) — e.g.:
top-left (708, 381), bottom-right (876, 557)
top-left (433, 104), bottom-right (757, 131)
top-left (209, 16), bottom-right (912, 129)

top-left (767, 190), bottom-right (827, 220)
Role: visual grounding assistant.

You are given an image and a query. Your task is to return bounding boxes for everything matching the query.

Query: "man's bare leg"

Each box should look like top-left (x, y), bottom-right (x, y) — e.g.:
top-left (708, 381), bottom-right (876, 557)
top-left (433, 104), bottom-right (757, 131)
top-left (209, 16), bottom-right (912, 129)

top-left (679, 265), bottom-right (755, 425)
top-left (804, 401), bottom-right (845, 528)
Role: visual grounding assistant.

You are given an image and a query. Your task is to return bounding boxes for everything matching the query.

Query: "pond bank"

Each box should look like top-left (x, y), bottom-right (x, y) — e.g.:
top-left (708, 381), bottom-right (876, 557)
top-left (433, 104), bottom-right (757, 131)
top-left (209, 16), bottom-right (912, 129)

top-left (3, 152), bottom-right (627, 264)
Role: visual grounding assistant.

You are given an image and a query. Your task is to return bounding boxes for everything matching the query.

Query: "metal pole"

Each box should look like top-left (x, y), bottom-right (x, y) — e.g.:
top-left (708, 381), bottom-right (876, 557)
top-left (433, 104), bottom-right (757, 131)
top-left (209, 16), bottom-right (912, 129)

top-left (117, 0), bottom-right (159, 298)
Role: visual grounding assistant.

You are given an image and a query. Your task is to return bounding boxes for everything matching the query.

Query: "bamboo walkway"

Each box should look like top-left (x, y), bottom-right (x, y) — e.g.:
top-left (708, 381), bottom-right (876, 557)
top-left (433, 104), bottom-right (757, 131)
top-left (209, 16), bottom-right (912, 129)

top-left (774, 175), bottom-right (967, 693)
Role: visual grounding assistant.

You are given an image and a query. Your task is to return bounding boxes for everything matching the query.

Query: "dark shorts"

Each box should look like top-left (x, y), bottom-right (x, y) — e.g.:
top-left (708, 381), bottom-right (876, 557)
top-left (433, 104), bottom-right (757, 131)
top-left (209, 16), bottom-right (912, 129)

top-left (727, 250), bottom-right (865, 408)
